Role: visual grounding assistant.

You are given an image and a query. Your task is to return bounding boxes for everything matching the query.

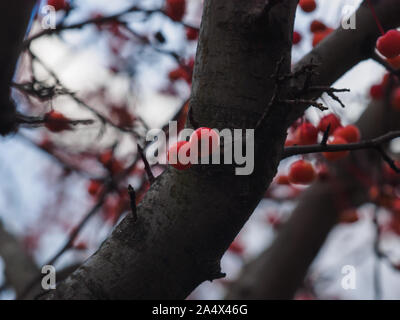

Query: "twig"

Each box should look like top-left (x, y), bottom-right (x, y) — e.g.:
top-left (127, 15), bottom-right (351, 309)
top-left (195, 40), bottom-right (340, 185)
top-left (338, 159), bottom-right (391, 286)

top-left (16, 113), bottom-right (94, 128)
top-left (137, 144), bottom-right (155, 184)
top-left (282, 130), bottom-right (400, 173)
top-left (321, 124), bottom-right (331, 146)
top-left (280, 99), bottom-right (328, 111)
top-left (23, 6), bottom-right (160, 48)
top-left (371, 52), bottom-right (400, 77)
top-left (308, 86), bottom-right (350, 108)
top-left (128, 185), bottom-right (137, 222)
top-left (372, 206), bottom-right (382, 300)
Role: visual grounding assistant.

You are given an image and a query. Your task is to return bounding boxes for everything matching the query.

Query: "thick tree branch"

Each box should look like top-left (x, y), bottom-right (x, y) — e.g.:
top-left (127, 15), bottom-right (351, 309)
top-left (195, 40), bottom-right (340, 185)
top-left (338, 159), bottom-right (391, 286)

top-left (42, 0), bottom-right (299, 300)
top-left (0, 1), bottom-right (36, 135)
top-left (0, 221), bottom-right (39, 298)
top-left (40, 0), bottom-right (400, 300)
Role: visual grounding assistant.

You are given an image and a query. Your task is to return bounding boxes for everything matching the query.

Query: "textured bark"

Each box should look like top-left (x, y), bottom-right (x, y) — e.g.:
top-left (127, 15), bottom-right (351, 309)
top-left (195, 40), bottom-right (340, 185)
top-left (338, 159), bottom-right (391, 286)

top-left (41, 0), bottom-right (400, 300)
top-left (226, 99), bottom-right (400, 300)
top-left (0, 222), bottom-right (39, 297)
top-left (0, 1), bottom-right (36, 135)
top-left (44, 0), bottom-right (298, 300)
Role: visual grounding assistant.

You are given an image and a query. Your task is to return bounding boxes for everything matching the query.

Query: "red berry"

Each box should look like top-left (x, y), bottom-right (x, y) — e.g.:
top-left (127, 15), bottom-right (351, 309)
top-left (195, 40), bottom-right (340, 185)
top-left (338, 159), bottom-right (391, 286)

top-left (333, 125), bottom-right (361, 143)
top-left (339, 209), bottom-right (359, 224)
top-left (99, 150), bottom-right (113, 166)
top-left (293, 31), bottom-right (302, 45)
top-left (47, 0), bottom-right (68, 11)
top-left (288, 160), bottom-right (316, 185)
top-left (167, 141), bottom-right (192, 170)
top-left (369, 84), bottom-right (384, 100)
top-left (285, 138), bottom-right (296, 147)
top-left (322, 136), bottom-right (349, 161)
top-left (44, 110), bottom-right (71, 132)
top-left (87, 180), bottom-right (102, 196)
top-left (310, 20), bottom-right (326, 33)
top-left (294, 123), bottom-right (318, 145)
top-left (228, 240), bottom-right (244, 255)
top-left (73, 242), bottom-right (88, 250)
top-left (387, 55), bottom-right (400, 69)
top-left (165, 0), bottom-right (186, 22)
top-left (189, 127), bottom-right (220, 157)
top-left (168, 66), bottom-right (191, 83)
top-left (186, 27), bottom-right (199, 41)
top-left (317, 164), bottom-right (330, 180)
top-left (299, 0), bottom-right (317, 13)
top-left (317, 114), bottom-right (342, 134)
top-left (392, 88), bottom-right (400, 110)
top-left (275, 175), bottom-right (290, 185)
top-left (376, 29), bottom-right (400, 59)
top-left (312, 28), bottom-right (333, 47)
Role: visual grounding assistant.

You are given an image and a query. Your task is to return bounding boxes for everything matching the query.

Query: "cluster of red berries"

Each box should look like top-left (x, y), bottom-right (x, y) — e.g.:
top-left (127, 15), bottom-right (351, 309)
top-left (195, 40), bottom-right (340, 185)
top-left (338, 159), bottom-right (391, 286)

top-left (47, 0), bottom-right (69, 11)
top-left (283, 115), bottom-right (361, 185)
top-left (167, 127), bottom-right (220, 170)
top-left (369, 72), bottom-right (400, 110)
top-left (165, 0), bottom-right (186, 22)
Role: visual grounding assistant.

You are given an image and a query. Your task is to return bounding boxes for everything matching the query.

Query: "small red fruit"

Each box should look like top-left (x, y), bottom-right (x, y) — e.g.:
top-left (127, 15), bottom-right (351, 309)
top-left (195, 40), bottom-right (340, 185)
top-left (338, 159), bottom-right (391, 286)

top-left (288, 160), bottom-right (316, 185)
top-left (339, 209), bottom-right (359, 224)
top-left (293, 31), bottom-right (302, 45)
top-left (386, 55), bottom-right (400, 69)
top-left (285, 138), bottom-right (296, 147)
top-left (165, 0), bottom-right (186, 22)
top-left (168, 66), bottom-right (191, 83)
top-left (47, 0), bottom-right (68, 11)
top-left (167, 141), bottom-right (192, 170)
top-left (275, 175), bottom-right (290, 185)
top-left (312, 28), bottom-right (333, 47)
top-left (186, 27), bottom-right (199, 41)
top-left (317, 114), bottom-right (342, 134)
top-left (333, 125), bottom-right (361, 143)
top-left (44, 110), bottom-right (71, 132)
top-left (99, 150), bottom-right (113, 166)
top-left (228, 240), bottom-right (244, 255)
top-left (299, 0), bottom-right (317, 13)
top-left (317, 164), bottom-right (330, 180)
top-left (310, 20), bottom-right (326, 33)
top-left (369, 84), bottom-right (384, 100)
top-left (294, 123), bottom-right (318, 145)
top-left (87, 180), bottom-right (102, 196)
top-left (322, 136), bottom-right (349, 161)
top-left (391, 88), bottom-right (400, 110)
top-left (376, 29), bottom-right (400, 59)
top-left (189, 127), bottom-right (220, 157)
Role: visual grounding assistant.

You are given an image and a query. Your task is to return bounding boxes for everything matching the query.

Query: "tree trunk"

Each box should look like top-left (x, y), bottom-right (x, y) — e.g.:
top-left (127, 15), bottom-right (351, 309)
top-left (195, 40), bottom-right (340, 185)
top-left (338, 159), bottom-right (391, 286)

top-left (41, 0), bottom-right (400, 299)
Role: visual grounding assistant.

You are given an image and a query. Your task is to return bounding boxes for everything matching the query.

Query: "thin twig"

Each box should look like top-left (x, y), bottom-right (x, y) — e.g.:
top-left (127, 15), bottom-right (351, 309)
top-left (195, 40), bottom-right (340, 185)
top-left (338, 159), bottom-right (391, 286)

top-left (128, 185), bottom-right (137, 222)
top-left (137, 144), bottom-right (155, 184)
top-left (283, 130), bottom-right (400, 173)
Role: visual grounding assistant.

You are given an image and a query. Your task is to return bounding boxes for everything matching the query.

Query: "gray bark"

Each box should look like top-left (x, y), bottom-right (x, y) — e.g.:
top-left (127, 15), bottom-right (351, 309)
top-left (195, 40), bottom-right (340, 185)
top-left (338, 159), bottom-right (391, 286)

top-left (41, 0), bottom-right (400, 300)
top-left (0, 0), bottom-right (36, 135)
top-left (0, 222), bottom-right (39, 297)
